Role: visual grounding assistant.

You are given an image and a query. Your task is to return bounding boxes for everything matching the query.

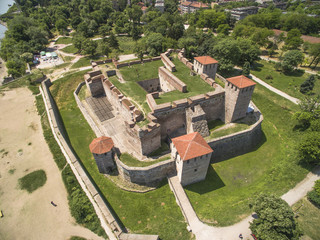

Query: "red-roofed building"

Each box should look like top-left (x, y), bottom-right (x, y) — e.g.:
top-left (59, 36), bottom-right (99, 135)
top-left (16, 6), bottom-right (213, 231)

top-left (194, 56), bottom-right (219, 79)
top-left (225, 75), bottom-right (256, 123)
top-left (90, 136), bottom-right (115, 173)
top-left (180, 1), bottom-right (208, 14)
top-left (171, 132), bottom-right (213, 186)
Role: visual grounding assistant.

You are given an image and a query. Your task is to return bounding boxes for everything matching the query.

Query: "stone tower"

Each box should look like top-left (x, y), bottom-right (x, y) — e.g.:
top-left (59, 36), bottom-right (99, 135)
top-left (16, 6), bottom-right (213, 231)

top-left (193, 56), bottom-right (218, 79)
top-left (225, 75), bottom-right (256, 123)
top-left (171, 132), bottom-right (213, 186)
top-left (89, 136), bottom-right (115, 173)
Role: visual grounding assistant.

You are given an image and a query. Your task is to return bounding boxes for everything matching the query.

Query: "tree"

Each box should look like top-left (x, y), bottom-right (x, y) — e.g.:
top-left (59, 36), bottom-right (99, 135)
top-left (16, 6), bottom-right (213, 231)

top-left (293, 95), bottom-right (320, 129)
top-left (82, 39), bottom-right (97, 56)
top-left (284, 29), bottom-right (303, 50)
top-left (242, 62), bottom-right (250, 77)
top-left (98, 43), bottom-right (111, 58)
top-left (55, 18), bottom-right (68, 34)
top-left (134, 39), bottom-right (146, 61)
top-left (73, 34), bottom-right (86, 52)
top-left (211, 38), bottom-right (241, 73)
top-left (6, 59), bottom-right (26, 78)
top-left (145, 33), bottom-right (164, 56)
top-left (249, 194), bottom-right (301, 240)
top-left (300, 75), bottom-right (317, 94)
top-left (250, 28), bottom-right (274, 48)
top-left (237, 38), bottom-right (261, 66)
top-left (108, 32), bottom-right (119, 49)
top-left (217, 24), bottom-right (230, 36)
top-left (298, 132), bottom-right (320, 165)
top-left (308, 43), bottom-right (320, 68)
top-left (281, 50), bottom-right (304, 72)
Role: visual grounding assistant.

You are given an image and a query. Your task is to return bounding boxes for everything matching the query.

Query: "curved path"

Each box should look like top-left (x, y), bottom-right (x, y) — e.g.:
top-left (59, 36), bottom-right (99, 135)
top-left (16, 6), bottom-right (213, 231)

top-left (169, 165), bottom-right (320, 240)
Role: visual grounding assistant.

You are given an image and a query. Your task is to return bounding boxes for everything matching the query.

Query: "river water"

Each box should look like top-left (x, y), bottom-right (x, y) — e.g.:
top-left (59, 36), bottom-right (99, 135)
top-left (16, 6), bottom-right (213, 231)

top-left (0, 0), bottom-right (15, 40)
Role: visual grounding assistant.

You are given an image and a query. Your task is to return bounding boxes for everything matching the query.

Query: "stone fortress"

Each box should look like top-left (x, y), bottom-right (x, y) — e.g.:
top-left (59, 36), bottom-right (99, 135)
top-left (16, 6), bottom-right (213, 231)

top-left (78, 49), bottom-right (263, 187)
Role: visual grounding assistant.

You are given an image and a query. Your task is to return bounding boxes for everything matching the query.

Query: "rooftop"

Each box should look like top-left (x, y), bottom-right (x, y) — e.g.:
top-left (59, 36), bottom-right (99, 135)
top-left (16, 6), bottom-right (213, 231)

top-left (194, 56), bottom-right (218, 65)
top-left (89, 136), bottom-right (114, 154)
top-left (190, 2), bottom-right (208, 8)
top-left (226, 75), bottom-right (256, 89)
top-left (181, 1), bottom-right (192, 6)
top-left (172, 132), bottom-right (213, 161)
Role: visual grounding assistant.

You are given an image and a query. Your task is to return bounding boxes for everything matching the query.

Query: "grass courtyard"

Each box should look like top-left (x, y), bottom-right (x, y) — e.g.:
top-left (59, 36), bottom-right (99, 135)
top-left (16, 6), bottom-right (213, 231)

top-left (252, 60), bottom-right (320, 99)
top-left (50, 71), bottom-right (192, 240)
top-left (155, 55), bottom-right (214, 104)
top-left (55, 37), bottom-right (73, 45)
top-left (184, 83), bottom-right (309, 226)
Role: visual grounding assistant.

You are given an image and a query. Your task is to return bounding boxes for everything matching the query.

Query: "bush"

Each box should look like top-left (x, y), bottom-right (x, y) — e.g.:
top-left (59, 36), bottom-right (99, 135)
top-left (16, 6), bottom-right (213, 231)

top-left (298, 132), bottom-right (320, 165)
top-left (266, 74), bottom-right (273, 80)
top-left (300, 75), bottom-right (317, 94)
top-left (307, 190), bottom-right (320, 208)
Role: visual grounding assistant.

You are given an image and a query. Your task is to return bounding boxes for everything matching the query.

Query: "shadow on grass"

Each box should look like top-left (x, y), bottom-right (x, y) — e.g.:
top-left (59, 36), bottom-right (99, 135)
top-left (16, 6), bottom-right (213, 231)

top-left (184, 165), bottom-right (225, 195)
top-left (252, 62), bottom-right (264, 72)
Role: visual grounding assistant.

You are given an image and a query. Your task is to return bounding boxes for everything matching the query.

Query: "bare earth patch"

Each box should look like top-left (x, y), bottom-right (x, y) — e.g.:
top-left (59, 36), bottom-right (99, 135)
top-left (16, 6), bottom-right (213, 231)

top-left (0, 88), bottom-right (103, 240)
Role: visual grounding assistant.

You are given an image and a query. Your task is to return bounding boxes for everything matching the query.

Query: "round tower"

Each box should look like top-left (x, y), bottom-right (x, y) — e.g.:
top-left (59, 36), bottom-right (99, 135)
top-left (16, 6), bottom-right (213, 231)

top-left (89, 136), bottom-right (115, 173)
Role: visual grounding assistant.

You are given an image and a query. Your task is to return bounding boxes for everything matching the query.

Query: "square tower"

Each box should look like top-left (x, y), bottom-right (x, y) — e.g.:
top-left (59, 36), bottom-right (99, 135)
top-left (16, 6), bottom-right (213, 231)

top-left (171, 132), bottom-right (213, 186)
top-left (193, 56), bottom-right (218, 79)
top-left (225, 75), bottom-right (256, 123)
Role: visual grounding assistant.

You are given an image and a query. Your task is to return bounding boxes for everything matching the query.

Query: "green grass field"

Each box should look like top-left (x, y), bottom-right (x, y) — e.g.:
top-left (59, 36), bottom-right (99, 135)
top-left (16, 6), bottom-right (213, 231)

top-left (19, 170), bottom-right (47, 193)
top-left (50, 71), bottom-right (192, 240)
top-left (252, 60), bottom-right (320, 99)
top-left (56, 37), bottom-right (73, 45)
top-left (293, 198), bottom-right (320, 240)
top-left (155, 55), bottom-right (214, 104)
top-left (71, 56), bottom-right (106, 69)
top-left (184, 83), bottom-right (309, 226)
top-left (61, 45), bottom-right (78, 54)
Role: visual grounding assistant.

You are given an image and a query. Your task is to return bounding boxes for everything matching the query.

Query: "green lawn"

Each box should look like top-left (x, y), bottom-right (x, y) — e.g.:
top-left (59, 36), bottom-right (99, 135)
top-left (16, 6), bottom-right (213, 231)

top-left (61, 45), bottom-right (78, 54)
top-left (118, 36), bottom-right (137, 55)
top-left (112, 60), bottom-right (165, 114)
top-left (252, 60), bottom-right (319, 99)
top-left (208, 123), bottom-right (250, 139)
top-left (155, 55), bottom-right (214, 104)
top-left (120, 153), bottom-right (170, 167)
top-left (293, 198), bottom-right (320, 240)
top-left (56, 37), bottom-right (73, 44)
top-left (71, 56), bottom-right (106, 69)
top-left (184, 83), bottom-right (309, 226)
top-left (19, 170), bottom-right (47, 193)
top-left (50, 72), bottom-right (192, 240)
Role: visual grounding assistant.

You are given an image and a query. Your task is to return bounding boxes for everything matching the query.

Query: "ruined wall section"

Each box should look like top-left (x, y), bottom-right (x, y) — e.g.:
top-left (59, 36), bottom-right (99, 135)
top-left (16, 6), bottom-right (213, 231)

top-left (158, 67), bottom-right (187, 93)
top-left (138, 78), bottom-right (160, 93)
top-left (161, 52), bottom-right (176, 72)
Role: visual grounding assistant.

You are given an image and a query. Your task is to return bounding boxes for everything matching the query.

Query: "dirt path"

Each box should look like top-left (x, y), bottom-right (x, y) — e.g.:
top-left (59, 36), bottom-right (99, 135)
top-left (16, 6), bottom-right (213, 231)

top-left (0, 88), bottom-right (104, 240)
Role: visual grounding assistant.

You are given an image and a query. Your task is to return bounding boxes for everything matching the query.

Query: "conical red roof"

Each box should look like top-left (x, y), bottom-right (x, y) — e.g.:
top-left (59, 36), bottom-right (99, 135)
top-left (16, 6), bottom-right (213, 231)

top-left (172, 132), bottom-right (213, 161)
top-left (89, 136), bottom-right (114, 154)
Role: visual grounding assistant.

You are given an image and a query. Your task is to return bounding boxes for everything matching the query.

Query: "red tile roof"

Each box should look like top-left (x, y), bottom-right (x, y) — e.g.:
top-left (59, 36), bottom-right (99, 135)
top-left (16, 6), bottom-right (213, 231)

top-left (89, 136), bottom-right (114, 154)
top-left (181, 1), bottom-right (192, 6)
top-left (190, 2), bottom-right (208, 8)
top-left (226, 75), bottom-right (256, 89)
top-left (172, 132), bottom-right (213, 161)
top-left (194, 56), bottom-right (218, 65)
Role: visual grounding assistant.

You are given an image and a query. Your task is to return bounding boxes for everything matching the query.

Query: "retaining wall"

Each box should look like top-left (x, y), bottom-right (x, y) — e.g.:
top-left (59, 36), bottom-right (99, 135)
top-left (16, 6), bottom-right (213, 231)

top-left (208, 103), bottom-right (263, 162)
top-left (41, 79), bottom-right (122, 238)
top-left (116, 156), bottom-right (176, 186)
top-left (161, 53), bottom-right (176, 72)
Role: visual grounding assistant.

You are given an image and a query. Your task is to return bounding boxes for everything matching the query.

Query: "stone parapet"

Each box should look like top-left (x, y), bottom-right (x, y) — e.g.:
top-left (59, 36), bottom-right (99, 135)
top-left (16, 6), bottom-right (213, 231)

top-left (115, 155), bottom-right (176, 186)
top-left (158, 67), bottom-right (187, 93)
top-left (160, 53), bottom-right (176, 72)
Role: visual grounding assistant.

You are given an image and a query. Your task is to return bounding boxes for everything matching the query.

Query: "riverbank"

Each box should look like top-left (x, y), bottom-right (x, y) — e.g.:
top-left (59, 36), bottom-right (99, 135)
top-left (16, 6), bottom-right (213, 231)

top-left (0, 57), bottom-right (8, 84)
top-left (0, 20), bottom-right (7, 27)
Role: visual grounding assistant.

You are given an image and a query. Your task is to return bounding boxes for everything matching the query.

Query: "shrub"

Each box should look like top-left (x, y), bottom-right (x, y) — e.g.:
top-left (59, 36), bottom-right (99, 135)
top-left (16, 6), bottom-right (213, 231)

top-left (307, 190), bottom-right (320, 208)
top-left (298, 132), bottom-right (320, 165)
top-left (266, 74), bottom-right (273, 80)
top-left (300, 75), bottom-right (317, 94)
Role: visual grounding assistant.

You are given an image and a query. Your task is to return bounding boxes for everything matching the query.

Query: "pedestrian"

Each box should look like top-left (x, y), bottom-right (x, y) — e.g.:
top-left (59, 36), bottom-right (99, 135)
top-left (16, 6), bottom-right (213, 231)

top-left (239, 233), bottom-right (243, 239)
top-left (51, 201), bottom-right (57, 207)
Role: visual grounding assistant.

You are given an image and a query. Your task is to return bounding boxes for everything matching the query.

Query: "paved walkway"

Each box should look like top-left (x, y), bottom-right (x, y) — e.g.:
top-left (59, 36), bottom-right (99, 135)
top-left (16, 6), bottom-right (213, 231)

top-left (249, 73), bottom-right (300, 104)
top-left (169, 165), bottom-right (320, 240)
